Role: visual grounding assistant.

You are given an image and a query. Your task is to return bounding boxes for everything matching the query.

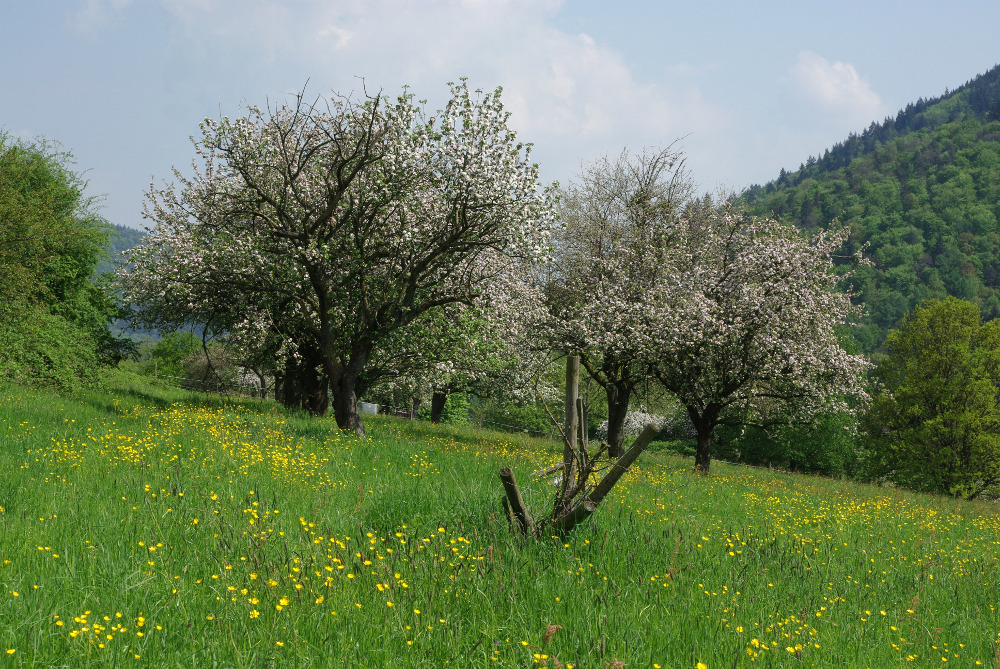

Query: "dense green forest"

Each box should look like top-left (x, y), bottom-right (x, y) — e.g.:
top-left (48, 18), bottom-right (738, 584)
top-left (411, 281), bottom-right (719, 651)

top-left (746, 64), bottom-right (1000, 351)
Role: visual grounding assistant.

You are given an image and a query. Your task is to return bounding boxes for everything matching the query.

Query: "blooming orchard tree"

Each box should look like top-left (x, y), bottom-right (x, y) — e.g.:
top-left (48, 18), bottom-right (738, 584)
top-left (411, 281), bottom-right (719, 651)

top-left (545, 146), bottom-right (692, 456)
top-left (646, 202), bottom-right (870, 473)
top-left (121, 81), bottom-right (556, 435)
top-left (362, 273), bottom-right (549, 420)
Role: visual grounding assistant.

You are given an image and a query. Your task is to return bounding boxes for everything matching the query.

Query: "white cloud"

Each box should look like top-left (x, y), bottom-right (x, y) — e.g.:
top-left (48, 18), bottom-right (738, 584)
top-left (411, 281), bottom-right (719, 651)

top-left (787, 51), bottom-right (886, 126)
top-left (133, 0), bottom-right (724, 186)
top-left (70, 0), bottom-right (133, 35)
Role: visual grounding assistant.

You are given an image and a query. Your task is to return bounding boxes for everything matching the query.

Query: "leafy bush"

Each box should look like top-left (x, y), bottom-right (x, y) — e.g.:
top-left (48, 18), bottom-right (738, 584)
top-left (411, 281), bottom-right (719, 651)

top-left (0, 301), bottom-right (98, 390)
top-left (715, 413), bottom-right (860, 477)
top-left (0, 133), bottom-right (122, 386)
top-left (180, 342), bottom-right (245, 393)
top-left (440, 392), bottom-right (470, 425)
top-left (471, 398), bottom-right (557, 437)
top-left (146, 330), bottom-right (201, 379)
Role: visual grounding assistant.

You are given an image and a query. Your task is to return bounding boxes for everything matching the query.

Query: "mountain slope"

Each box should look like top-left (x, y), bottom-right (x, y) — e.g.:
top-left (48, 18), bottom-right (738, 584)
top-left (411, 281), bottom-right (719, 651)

top-left (96, 223), bottom-right (145, 276)
top-left (745, 65), bottom-right (1000, 351)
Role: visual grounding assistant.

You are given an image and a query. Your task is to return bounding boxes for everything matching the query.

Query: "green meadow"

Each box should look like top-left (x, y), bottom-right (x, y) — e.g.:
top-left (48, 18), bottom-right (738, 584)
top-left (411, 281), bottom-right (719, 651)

top-left (1, 373), bottom-right (998, 668)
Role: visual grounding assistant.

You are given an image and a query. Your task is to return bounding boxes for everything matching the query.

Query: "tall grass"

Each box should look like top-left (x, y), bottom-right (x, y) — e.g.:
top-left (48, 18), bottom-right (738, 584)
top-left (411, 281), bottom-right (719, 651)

top-left (1, 372), bottom-right (998, 667)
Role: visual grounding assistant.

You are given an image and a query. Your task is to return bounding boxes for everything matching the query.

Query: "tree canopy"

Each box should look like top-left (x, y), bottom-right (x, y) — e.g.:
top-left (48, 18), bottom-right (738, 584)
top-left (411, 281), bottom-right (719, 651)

top-left (637, 202), bottom-right (869, 472)
top-left (0, 133), bottom-right (121, 388)
top-left (121, 82), bottom-right (555, 434)
top-left (864, 296), bottom-right (1000, 499)
top-left (545, 145), bottom-right (692, 456)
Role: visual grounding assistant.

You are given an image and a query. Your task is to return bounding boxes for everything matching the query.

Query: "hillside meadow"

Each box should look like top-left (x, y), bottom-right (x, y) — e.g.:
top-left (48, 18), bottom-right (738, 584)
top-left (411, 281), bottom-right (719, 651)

top-left (1, 374), bottom-right (998, 668)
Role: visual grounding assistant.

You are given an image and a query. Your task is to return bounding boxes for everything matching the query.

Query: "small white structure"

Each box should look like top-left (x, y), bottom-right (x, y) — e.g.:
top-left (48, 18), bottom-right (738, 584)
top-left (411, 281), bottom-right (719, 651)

top-left (359, 402), bottom-right (379, 415)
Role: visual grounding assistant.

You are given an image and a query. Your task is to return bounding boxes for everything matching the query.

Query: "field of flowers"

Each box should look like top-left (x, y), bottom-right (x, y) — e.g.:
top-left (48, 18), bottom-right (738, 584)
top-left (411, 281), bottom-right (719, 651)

top-left (1, 373), bottom-right (999, 667)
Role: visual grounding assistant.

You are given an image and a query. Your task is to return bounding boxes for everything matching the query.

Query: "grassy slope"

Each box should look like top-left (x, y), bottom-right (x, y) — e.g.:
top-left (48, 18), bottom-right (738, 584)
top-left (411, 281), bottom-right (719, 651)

top-left (1, 374), bottom-right (998, 668)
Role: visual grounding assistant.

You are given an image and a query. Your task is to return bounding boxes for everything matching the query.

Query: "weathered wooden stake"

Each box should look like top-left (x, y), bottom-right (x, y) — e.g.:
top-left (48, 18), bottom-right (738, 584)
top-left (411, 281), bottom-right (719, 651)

top-left (563, 355), bottom-right (580, 477)
top-left (499, 467), bottom-right (534, 536)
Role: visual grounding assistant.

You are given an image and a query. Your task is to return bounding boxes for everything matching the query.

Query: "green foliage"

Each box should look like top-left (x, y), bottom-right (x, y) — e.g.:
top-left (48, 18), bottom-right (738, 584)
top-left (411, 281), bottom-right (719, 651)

top-left (178, 341), bottom-right (247, 392)
top-left (147, 330), bottom-right (201, 379)
top-left (415, 391), bottom-right (469, 425)
top-left (439, 391), bottom-right (470, 425)
top-left (0, 301), bottom-right (98, 390)
top-left (472, 398), bottom-right (557, 437)
top-left (0, 133), bottom-right (123, 386)
top-left (715, 413), bottom-right (860, 478)
top-left (0, 135), bottom-right (108, 305)
top-left (863, 297), bottom-right (1000, 499)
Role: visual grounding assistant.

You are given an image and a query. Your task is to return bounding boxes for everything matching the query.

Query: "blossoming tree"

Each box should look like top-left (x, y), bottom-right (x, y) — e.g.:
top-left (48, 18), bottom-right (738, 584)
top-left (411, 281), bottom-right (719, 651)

top-left (361, 275), bottom-right (549, 420)
top-left (545, 146), bottom-right (692, 456)
top-left (646, 202), bottom-right (870, 473)
top-left (121, 81), bottom-right (556, 435)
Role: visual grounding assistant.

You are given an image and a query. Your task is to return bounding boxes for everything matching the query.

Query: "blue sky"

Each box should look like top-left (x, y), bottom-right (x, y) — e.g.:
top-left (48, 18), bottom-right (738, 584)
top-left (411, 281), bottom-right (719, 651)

top-left (2, 1), bottom-right (998, 230)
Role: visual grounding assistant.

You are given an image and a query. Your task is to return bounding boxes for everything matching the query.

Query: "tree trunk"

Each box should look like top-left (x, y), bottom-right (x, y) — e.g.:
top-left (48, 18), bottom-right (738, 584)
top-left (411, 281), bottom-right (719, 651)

top-left (321, 344), bottom-right (369, 436)
top-left (274, 361), bottom-right (286, 404)
top-left (278, 352), bottom-right (303, 410)
top-left (277, 347), bottom-right (330, 415)
top-left (605, 384), bottom-right (630, 458)
top-left (300, 347), bottom-right (329, 415)
top-left (430, 390), bottom-right (449, 423)
top-left (690, 411), bottom-right (716, 474)
top-left (304, 373), bottom-right (329, 416)
top-left (332, 371), bottom-right (365, 437)
top-left (684, 401), bottom-right (721, 475)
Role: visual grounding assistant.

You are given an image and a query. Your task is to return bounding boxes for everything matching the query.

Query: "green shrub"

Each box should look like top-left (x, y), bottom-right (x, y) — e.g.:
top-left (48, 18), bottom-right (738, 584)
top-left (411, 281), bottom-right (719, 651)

top-left (146, 330), bottom-right (201, 379)
top-left (863, 296), bottom-right (1000, 499)
top-left (440, 391), bottom-right (470, 425)
top-left (715, 412), bottom-right (860, 477)
top-left (472, 398), bottom-right (556, 436)
top-left (0, 300), bottom-right (98, 390)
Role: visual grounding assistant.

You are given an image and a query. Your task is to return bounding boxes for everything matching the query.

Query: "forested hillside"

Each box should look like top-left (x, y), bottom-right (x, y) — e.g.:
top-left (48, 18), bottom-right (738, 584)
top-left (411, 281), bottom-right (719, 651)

top-left (745, 64), bottom-right (1000, 351)
top-left (96, 223), bottom-right (145, 275)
